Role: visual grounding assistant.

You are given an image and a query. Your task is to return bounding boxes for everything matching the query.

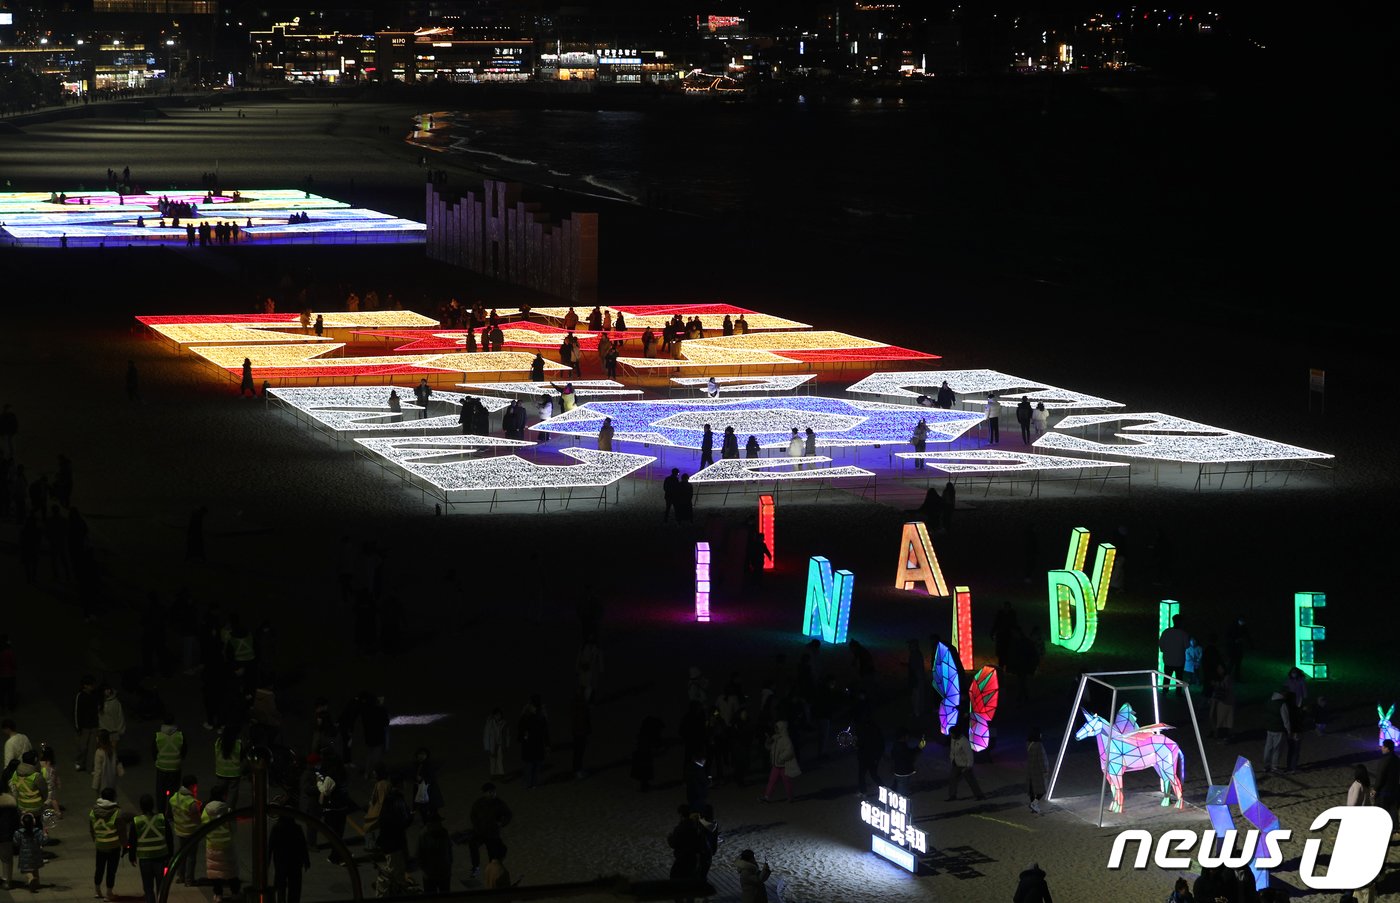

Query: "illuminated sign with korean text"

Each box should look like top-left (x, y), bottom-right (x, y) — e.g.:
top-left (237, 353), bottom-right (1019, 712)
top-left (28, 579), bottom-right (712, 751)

top-left (860, 786), bottom-right (927, 873)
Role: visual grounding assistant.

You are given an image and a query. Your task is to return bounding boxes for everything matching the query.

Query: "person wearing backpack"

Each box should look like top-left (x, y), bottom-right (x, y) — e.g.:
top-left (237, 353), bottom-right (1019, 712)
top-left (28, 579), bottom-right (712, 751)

top-left (13, 811), bottom-right (45, 892)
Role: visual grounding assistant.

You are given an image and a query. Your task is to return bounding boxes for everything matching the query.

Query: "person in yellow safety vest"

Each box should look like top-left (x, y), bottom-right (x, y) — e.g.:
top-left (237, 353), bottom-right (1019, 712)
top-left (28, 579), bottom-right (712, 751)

top-left (213, 725), bottom-right (245, 811)
top-left (202, 785), bottom-right (241, 903)
top-left (151, 718), bottom-right (187, 805)
top-left (9, 749), bottom-right (48, 818)
top-left (168, 774), bottom-right (203, 886)
top-left (89, 787), bottom-right (125, 901)
top-left (222, 615), bottom-right (257, 666)
top-left (128, 793), bottom-right (169, 903)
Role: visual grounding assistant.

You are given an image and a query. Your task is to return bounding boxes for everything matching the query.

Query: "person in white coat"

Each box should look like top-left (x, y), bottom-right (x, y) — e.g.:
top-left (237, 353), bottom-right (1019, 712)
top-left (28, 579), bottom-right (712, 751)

top-left (787, 429), bottom-right (804, 470)
top-left (1030, 402), bottom-right (1049, 439)
top-left (97, 686), bottom-right (125, 748)
top-left (736, 849), bottom-right (771, 903)
top-left (759, 721), bottom-right (800, 803)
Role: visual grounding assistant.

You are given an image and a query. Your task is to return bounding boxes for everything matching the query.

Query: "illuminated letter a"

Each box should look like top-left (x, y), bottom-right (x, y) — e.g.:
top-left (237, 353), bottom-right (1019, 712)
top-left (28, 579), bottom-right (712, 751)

top-left (895, 522), bottom-right (948, 596)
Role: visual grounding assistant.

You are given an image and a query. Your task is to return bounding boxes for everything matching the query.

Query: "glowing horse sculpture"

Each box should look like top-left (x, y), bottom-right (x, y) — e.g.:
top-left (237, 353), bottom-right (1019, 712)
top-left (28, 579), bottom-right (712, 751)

top-left (1075, 704), bottom-right (1185, 813)
top-left (1380, 705), bottom-right (1400, 748)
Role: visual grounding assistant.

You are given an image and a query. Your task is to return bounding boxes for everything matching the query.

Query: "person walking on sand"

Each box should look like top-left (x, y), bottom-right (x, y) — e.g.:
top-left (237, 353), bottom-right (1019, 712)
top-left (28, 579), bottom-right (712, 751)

top-left (946, 724), bottom-right (985, 801)
top-left (1026, 728), bottom-right (1049, 814)
top-left (240, 359), bottom-right (256, 397)
top-left (128, 794), bottom-right (168, 903)
top-left (663, 468), bottom-right (680, 521)
top-left (270, 813), bottom-right (310, 903)
top-left (759, 721), bottom-right (799, 803)
top-left (202, 785), bottom-right (240, 903)
top-left (92, 730), bottom-right (121, 794)
top-left (90, 787), bottom-right (124, 901)
top-left (13, 811), bottom-right (45, 892)
top-left (1013, 862), bottom-right (1053, 902)
top-left (736, 849), bottom-right (771, 903)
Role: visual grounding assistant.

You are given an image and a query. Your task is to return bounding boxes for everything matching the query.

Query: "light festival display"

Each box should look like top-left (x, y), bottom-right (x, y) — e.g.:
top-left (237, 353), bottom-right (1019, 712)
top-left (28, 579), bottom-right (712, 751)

top-left (967, 666), bottom-right (1000, 752)
top-left (137, 311), bottom-right (439, 347)
top-left (688, 457), bottom-right (874, 483)
top-left (758, 495), bottom-right (775, 570)
top-left (860, 786), bottom-right (929, 873)
top-left (802, 556), bottom-right (853, 645)
top-left (367, 324), bottom-right (646, 354)
top-left (1293, 592), bottom-right (1327, 679)
top-left (1378, 706), bottom-right (1399, 749)
top-left (1075, 706), bottom-right (1185, 813)
top-left (1034, 413), bottom-right (1335, 464)
top-left (931, 645), bottom-right (996, 747)
top-left (457, 380), bottom-right (642, 399)
top-left (532, 303), bottom-right (811, 332)
top-left (932, 642), bottom-right (960, 735)
top-left (894, 522), bottom-right (949, 596)
top-left (846, 369), bottom-right (1123, 410)
top-left (893, 450), bottom-right (1130, 474)
top-left (1047, 527), bottom-right (1116, 654)
top-left (1156, 600), bottom-right (1181, 689)
top-left (695, 543), bottom-right (712, 622)
top-left (189, 343), bottom-right (563, 381)
top-left (617, 330), bottom-right (937, 370)
top-left (1, 190), bottom-right (425, 246)
top-left (531, 396), bottom-right (981, 449)
top-left (950, 587), bottom-right (974, 671)
top-left (353, 437), bottom-right (653, 494)
top-left (670, 375), bottom-right (818, 394)
top-left (268, 386), bottom-right (509, 435)
top-left (1206, 757), bottom-right (1279, 890)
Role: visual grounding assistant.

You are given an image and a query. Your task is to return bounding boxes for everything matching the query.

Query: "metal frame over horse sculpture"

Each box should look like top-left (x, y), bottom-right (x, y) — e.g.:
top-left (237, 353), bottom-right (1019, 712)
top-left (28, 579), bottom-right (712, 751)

top-left (1047, 670), bottom-right (1214, 827)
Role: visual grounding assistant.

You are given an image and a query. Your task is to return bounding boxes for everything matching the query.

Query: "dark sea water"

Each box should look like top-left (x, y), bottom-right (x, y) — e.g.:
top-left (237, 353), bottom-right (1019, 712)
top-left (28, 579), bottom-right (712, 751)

top-left (410, 85), bottom-right (1280, 302)
top-left (417, 100), bottom-right (947, 256)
